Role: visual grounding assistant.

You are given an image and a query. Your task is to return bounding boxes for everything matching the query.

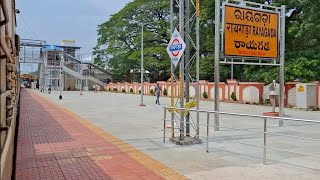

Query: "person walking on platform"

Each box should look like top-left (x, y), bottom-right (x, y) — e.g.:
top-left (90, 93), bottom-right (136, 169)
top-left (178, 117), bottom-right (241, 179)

top-left (48, 85), bottom-right (52, 94)
top-left (155, 83), bottom-right (162, 105)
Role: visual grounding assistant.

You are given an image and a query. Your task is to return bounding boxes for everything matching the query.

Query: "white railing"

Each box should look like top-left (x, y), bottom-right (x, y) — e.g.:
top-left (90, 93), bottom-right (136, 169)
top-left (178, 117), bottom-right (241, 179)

top-left (162, 107), bottom-right (320, 165)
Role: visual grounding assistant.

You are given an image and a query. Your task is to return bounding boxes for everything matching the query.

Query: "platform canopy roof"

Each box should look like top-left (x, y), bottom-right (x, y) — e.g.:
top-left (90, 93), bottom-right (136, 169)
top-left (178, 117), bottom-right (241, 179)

top-left (43, 45), bottom-right (63, 52)
top-left (42, 44), bottom-right (81, 52)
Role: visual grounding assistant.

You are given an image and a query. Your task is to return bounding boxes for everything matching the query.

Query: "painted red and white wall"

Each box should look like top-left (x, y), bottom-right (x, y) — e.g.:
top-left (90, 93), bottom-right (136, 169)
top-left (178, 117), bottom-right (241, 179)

top-left (105, 80), bottom-right (320, 108)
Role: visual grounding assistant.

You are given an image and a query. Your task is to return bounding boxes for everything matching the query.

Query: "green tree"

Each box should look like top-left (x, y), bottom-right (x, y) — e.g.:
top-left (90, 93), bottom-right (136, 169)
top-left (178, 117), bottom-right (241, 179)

top-left (94, 0), bottom-right (171, 82)
top-left (244, 0), bottom-right (320, 83)
top-left (94, 0), bottom-right (320, 83)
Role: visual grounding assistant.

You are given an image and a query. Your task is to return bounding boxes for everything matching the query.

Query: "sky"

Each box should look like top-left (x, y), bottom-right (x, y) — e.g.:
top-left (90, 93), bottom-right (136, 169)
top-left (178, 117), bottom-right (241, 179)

top-left (17, 0), bottom-right (131, 73)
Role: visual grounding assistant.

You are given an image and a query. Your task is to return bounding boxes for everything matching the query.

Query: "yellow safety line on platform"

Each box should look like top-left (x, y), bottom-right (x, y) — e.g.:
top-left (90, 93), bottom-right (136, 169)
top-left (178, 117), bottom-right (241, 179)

top-left (29, 90), bottom-right (188, 180)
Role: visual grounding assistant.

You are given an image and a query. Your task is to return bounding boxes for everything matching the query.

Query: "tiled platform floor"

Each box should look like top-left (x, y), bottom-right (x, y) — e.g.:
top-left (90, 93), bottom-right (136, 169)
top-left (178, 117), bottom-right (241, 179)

top-left (15, 89), bottom-right (187, 180)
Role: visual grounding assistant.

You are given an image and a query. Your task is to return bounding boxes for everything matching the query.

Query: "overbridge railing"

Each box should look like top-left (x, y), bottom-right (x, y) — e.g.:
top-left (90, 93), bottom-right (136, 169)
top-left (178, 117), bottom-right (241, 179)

top-left (162, 107), bottom-right (320, 165)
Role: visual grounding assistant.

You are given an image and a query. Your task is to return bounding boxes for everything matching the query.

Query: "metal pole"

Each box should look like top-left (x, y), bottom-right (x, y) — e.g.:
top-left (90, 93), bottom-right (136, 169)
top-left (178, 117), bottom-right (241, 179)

top-left (86, 79), bottom-right (88, 91)
top-left (196, 0), bottom-right (200, 137)
top-left (206, 112), bottom-right (209, 153)
top-left (185, 0), bottom-right (190, 136)
top-left (214, 0), bottom-right (221, 131)
top-left (279, 5), bottom-right (286, 126)
top-left (59, 53), bottom-right (63, 100)
top-left (179, 0), bottom-right (185, 140)
top-left (163, 108), bottom-right (167, 143)
top-left (231, 59), bottom-right (234, 79)
top-left (263, 118), bottom-right (267, 165)
top-left (80, 63), bottom-right (83, 95)
top-left (139, 23), bottom-right (145, 106)
top-left (170, 0), bottom-right (174, 138)
top-left (43, 52), bottom-right (47, 92)
top-left (272, 80), bottom-right (276, 112)
top-left (23, 45), bottom-right (26, 63)
top-left (62, 55), bottom-right (65, 92)
top-left (80, 79), bottom-right (83, 95)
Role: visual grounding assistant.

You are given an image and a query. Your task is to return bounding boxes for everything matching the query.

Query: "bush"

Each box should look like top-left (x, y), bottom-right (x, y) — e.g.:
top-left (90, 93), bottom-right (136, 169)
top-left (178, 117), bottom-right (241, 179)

top-left (163, 88), bottom-right (167, 96)
top-left (150, 89), bottom-right (154, 95)
top-left (202, 91), bottom-right (208, 99)
top-left (122, 89), bottom-right (126, 93)
top-left (139, 90), bottom-right (141, 94)
top-left (130, 88), bottom-right (133, 93)
top-left (231, 92), bottom-right (237, 101)
top-left (113, 88), bottom-right (118, 92)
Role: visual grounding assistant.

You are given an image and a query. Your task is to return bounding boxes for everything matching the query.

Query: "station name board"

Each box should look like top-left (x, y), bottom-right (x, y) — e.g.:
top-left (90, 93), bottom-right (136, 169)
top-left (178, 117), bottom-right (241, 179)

top-left (224, 5), bottom-right (279, 58)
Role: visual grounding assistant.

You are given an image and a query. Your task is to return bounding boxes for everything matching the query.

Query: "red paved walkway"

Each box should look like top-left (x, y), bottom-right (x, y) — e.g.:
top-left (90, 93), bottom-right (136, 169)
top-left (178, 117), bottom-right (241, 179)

top-left (16, 89), bottom-right (186, 180)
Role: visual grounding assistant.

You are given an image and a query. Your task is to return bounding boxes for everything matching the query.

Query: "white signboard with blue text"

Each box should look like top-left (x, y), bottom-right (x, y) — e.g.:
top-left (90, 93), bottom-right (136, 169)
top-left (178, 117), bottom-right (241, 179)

top-left (166, 29), bottom-right (186, 67)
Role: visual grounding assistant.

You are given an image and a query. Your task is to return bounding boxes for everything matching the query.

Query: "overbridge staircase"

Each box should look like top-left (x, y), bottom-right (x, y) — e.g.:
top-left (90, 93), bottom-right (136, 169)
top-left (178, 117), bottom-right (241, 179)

top-left (62, 53), bottom-right (105, 87)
